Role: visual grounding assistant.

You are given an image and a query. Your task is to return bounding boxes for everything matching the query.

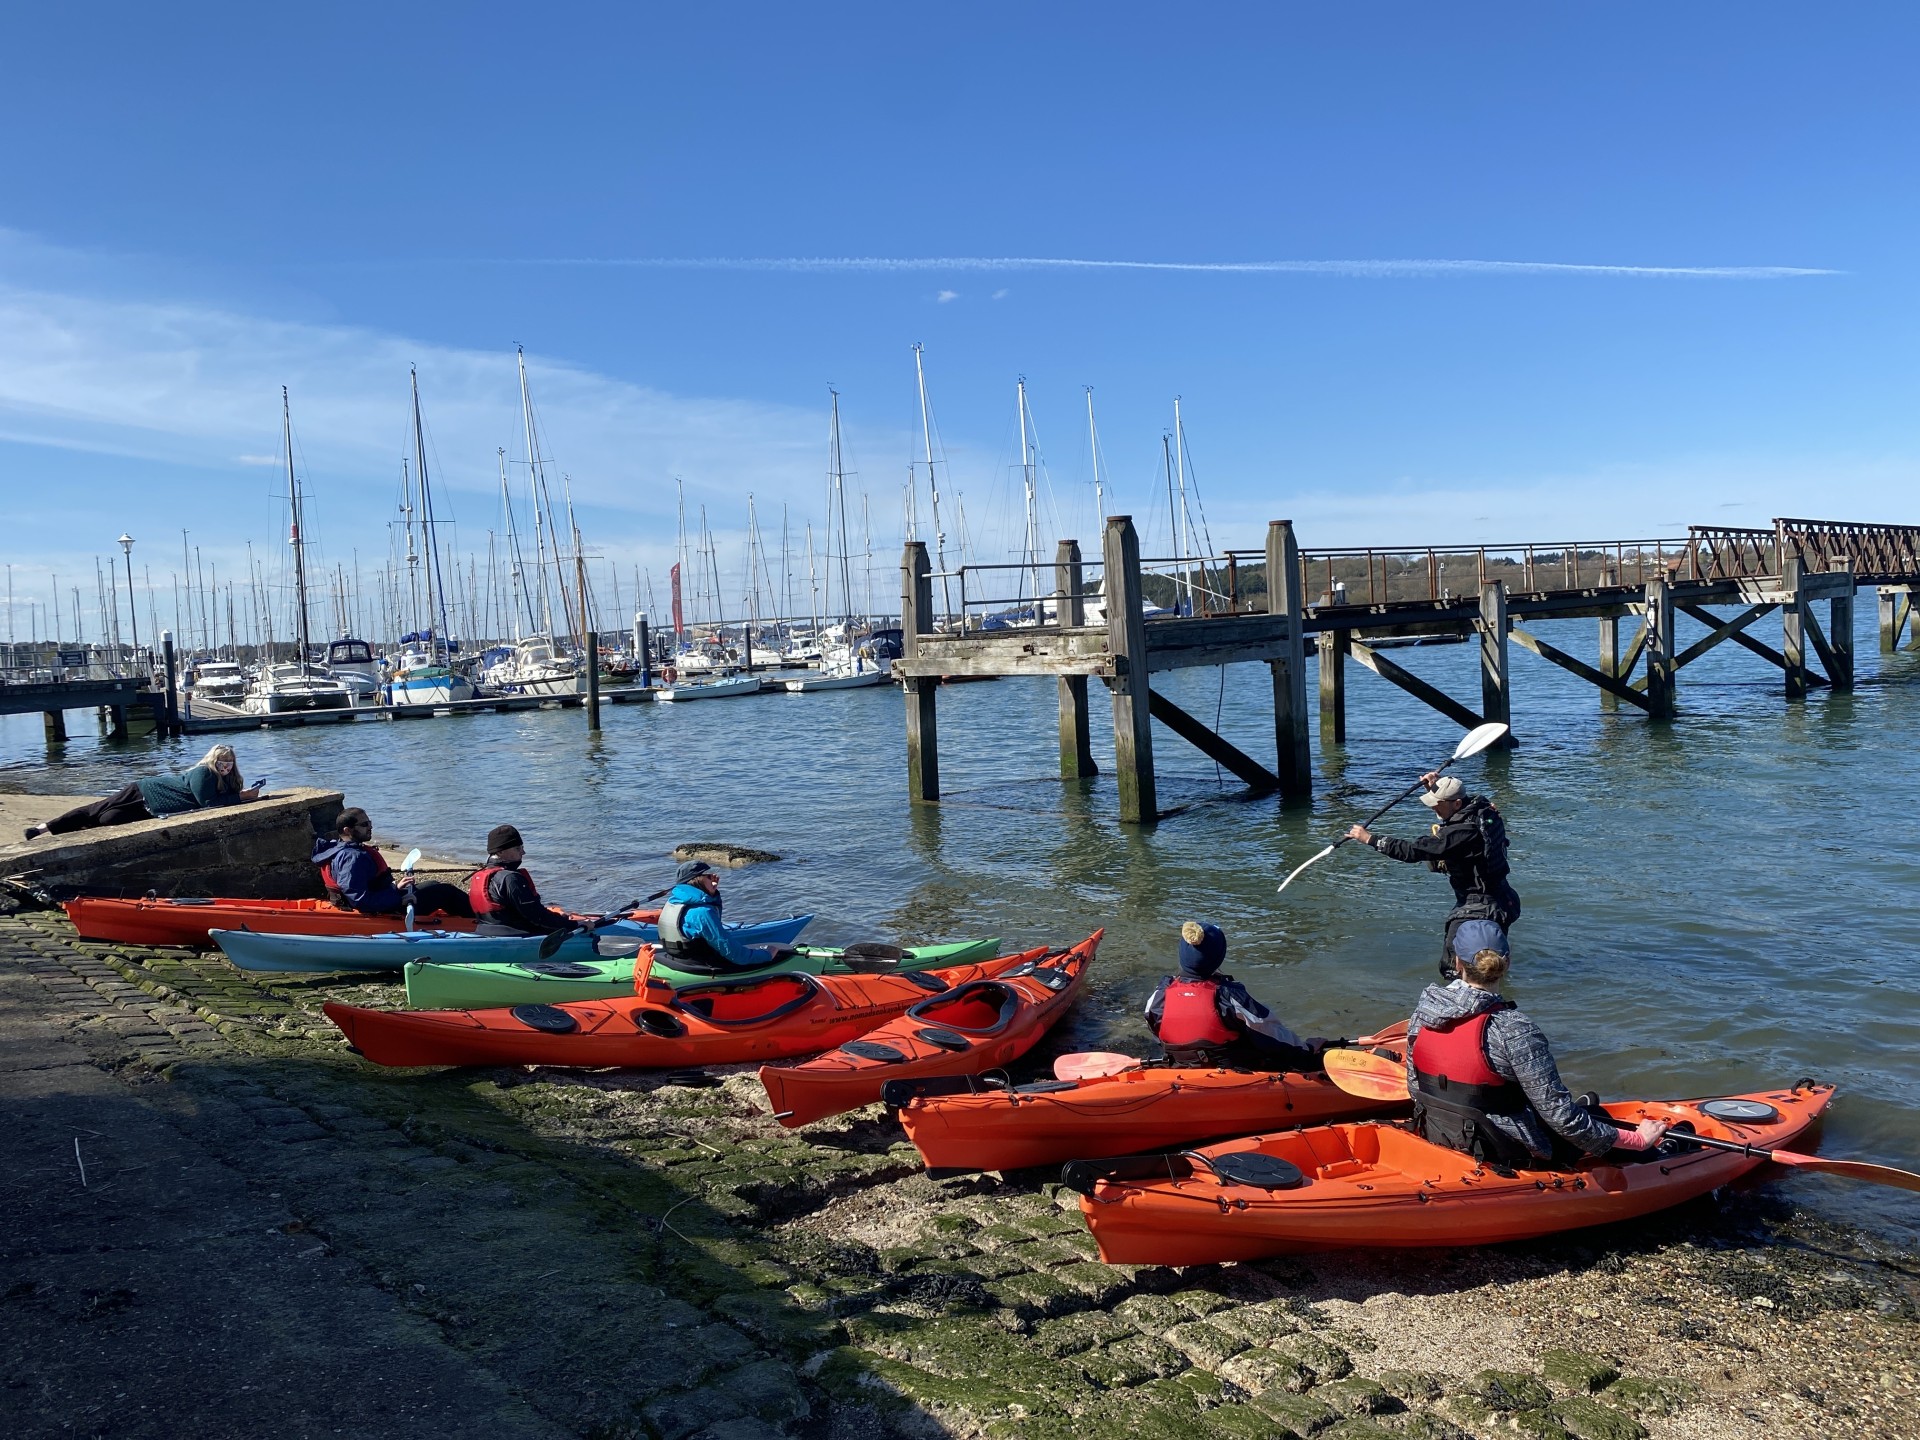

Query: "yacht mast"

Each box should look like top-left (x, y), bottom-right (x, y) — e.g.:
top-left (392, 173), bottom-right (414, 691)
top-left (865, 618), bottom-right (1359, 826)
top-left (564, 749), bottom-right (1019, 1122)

top-left (1173, 396), bottom-right (1193, 617)
top-left (409, 367), bottom-right (449, 663)
top-left (1085, 386), bottom-right (1106, 525)
top-left (828, 389), bottom-right (855, 625)
top-left (675, 478), bottom-right (687, 643)
top-left (498, 447), bottom-right (530, 641)
top-left (1016, 377), bottom-right (1040, 609)
top-left (913, 345), bottom-right (952, 622)
top-left (516, 346), bottom-right (557, 637)
top-left (282, 388), bottom-right (314, 672)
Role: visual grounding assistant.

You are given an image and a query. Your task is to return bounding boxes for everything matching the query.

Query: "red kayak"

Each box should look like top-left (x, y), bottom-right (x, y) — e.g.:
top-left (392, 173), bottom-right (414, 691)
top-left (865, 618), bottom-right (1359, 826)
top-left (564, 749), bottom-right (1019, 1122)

top-left (892, 1060), bottom-right (1403, 1176)
top-left (759, 932), bottom-right (1100, 1128)
top-left (323, 943), bottom-right (1054, 1070)
top-left (63, 894), bottom-right (658, 947)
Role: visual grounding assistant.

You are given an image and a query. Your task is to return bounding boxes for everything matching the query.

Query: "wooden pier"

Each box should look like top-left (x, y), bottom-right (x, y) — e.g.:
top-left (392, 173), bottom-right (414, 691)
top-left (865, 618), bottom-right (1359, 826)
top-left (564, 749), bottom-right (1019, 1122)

top-left (180, 686), bottom-right (657, 734)
top-left (894, 515), bottom-right (1920, 823)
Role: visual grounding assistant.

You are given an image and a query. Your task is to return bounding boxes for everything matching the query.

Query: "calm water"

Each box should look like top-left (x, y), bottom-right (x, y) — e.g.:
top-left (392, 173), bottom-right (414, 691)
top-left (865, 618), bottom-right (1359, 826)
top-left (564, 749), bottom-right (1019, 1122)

top-left (6, 609), bottom-right (1918, 1243)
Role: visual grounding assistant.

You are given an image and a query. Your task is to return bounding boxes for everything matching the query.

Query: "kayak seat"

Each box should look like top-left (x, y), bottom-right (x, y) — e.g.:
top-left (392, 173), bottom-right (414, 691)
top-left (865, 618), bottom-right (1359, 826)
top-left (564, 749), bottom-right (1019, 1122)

top-left (842, 1039), bottom-right (908, 1063)
top-left (510, 1004), bottom-right (579, 1035)
top-left (673, 973), bottom-right (820, 1027)
top-left (915, 1026), bottom-right (973, 1053)
top-left (905, 981), bottom-right (1018, 1036)
top-left (1312, 1158), bottom-right (1368, 1180)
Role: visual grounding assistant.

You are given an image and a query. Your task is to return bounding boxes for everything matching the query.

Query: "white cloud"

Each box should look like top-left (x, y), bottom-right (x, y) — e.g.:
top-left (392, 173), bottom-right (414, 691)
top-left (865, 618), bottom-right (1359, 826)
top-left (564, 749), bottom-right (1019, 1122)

top-left (992, 288), bottom-right (1009, 300)
top-left (936, 289), bottom-right (959, 303)
top-left (234, 453), bottom-right (282, 466)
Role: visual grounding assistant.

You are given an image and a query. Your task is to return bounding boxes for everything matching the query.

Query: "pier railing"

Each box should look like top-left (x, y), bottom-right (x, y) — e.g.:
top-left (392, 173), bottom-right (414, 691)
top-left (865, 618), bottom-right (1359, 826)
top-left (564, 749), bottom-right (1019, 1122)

top-left (1, 643), bottom-right (154, 687)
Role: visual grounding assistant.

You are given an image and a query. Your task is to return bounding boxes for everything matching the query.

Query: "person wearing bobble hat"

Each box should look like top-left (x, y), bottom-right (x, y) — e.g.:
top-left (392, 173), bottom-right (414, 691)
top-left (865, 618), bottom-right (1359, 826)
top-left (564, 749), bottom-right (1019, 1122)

top-left (467, 825), bottom-right (576, 937)
top-left (1346, 769), bottom-right (1520, 977)
top-left (1144, 921), bottom-right (1329, 1071)
top-left (1406, 920), bottom-right (1669, 1167)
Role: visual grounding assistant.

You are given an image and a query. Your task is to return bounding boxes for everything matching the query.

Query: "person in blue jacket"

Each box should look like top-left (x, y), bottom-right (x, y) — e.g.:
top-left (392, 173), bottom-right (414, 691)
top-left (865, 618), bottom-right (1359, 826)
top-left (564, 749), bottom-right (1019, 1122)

top-left (656, 860), bottom-right (771, 972)
top-left (1144, 921), bottom-right (1327, 1071)
top-left (310, 808), bottom-right (471, 920)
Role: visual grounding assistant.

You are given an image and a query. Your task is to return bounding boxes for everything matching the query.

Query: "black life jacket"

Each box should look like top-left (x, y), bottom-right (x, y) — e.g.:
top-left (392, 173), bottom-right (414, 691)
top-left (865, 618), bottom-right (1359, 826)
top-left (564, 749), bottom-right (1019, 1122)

top-left (1409, 1003), bottom-right (1535, 1167)
top-left (1433, 796), bottom-right (1512, 898)
top-left (467, 863), bottom-right (537, 919)
top-left (656, 893), bottom-right (726, 967)
top-left (320, 843), bottom-right (389, 910)
top-left (1155, 976), bottom-right (1239, 1055)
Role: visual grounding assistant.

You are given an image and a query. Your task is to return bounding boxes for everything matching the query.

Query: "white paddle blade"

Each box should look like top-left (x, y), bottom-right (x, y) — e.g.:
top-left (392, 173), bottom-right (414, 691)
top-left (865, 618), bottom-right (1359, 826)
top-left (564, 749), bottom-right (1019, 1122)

top-left (1452, 722), bottom-right (1510, 761)
top-left (1276, 844), bottom-right (1336, 894)
top-left (400, 847), bottom-right (423, 873)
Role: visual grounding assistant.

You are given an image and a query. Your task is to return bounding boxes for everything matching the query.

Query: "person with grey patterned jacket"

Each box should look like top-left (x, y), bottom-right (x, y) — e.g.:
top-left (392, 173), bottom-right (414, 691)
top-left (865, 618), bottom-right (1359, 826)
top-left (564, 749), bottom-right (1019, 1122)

top-left (1404, 921), bottom-right (1667, 1166)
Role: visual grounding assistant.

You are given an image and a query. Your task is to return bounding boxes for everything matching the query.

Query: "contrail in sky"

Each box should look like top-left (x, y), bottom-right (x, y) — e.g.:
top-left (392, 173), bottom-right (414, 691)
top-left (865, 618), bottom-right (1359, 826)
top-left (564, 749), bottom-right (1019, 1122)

top-left (507, 255), bottom-right (1834, 279)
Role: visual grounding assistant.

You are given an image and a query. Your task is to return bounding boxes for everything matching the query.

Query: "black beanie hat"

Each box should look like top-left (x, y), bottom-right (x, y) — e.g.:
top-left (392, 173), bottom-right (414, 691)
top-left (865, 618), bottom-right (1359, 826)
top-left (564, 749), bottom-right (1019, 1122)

top-left (487, 824), bottom-right (524, 855)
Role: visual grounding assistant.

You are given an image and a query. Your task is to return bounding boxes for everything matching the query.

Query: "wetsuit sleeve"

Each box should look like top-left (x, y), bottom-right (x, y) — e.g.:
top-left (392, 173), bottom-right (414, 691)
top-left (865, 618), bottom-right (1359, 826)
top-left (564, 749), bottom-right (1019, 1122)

top-left (1486, 1012), bottom-right (1617, 1156)
top-left (1370, 825), bottom-right (1468, 866)
top-left (496, 870), bottom-right (573, 935)
top-left (1218, 980), bottom-right (1304, 1049)
top-left (336, 849), bottom-right (405, 914)
top-left (1143, 978), bottom-right (1170, 1036)
top-left (684, 904), bottom-right (753, 965)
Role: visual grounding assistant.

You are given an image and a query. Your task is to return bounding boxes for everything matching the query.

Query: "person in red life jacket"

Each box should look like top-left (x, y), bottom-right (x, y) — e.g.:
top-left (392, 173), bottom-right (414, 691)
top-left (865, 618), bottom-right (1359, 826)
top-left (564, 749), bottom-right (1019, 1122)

top-left (1144, 922), bottom-right (1327, 1071)
top-left (467, 824), bottom-right (576, 938)
top-left (311, 808), bottom-right (472, 920)
top-left (1405, 920), bottom-right (1668, 1168)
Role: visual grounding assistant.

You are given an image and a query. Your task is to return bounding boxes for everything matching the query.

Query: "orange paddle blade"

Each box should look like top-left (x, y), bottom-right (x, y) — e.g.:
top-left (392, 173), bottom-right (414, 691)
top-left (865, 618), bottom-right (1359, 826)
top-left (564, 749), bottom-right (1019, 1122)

top-left (1321, 1047), bottom-right (1412, 1102)
top-left (1054, 1051), bottom-right (1143, 1082)
top-left (1353, 1019), bottom-right (1409, 1050)
top-left (1764, 1151), bottom-right (1920, 1192)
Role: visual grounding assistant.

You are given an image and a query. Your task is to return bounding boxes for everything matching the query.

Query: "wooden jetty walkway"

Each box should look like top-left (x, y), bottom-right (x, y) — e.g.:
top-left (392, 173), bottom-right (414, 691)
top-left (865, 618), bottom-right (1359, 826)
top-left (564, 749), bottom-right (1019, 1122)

top-left (893, 516), bottom-right (1920, 823)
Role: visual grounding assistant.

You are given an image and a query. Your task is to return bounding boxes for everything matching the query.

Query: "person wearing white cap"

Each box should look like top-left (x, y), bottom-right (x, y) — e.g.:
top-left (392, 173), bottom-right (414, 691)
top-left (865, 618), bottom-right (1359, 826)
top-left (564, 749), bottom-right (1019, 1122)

top-left (1346, 769), bottom-right (1520, 977)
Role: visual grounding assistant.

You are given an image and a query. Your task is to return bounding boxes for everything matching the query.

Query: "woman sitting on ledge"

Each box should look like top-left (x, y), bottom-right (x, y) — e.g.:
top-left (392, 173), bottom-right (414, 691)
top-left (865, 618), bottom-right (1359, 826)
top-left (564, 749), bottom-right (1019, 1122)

top-left (23, 744), bottom-right (261, 840)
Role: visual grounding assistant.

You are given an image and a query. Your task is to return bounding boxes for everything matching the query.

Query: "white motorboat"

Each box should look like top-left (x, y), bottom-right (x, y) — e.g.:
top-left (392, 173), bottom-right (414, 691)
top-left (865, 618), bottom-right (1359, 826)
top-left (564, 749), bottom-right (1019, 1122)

top-left (482, 636), bottom-right (581, 695)
top-left (189, 661), bottom-right (251, 704)
top-left (657, 673), bottom-right (766, 702)
top-left (388, 644), bottom-right (476, 707)
top-left (246, 662), bottom-right (353, 713)
top-left (325, 638), bottom-right (386, 705)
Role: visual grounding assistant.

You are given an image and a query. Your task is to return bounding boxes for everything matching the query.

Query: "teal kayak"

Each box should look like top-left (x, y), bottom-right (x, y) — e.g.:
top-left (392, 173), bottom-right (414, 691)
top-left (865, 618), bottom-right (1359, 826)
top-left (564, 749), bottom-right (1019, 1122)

top-left (210, 914), bottom-right (814, 974)
top-left (403, 936), bottom-right (1003, 1009)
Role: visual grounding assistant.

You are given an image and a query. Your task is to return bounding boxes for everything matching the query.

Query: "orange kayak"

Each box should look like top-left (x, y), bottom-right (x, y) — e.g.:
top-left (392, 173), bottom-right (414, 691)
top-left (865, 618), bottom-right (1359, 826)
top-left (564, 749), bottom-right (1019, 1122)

top-left (63, 894), bottom-right (659, 947)
top-left (1069, 1083), bottom-right (1834, 1263)
top-left (759, 932), bottom-right (1100, 1128)
top-left (323, 943), bottom-right (1051, 1070)
top-left (893, 1064), bottom-right (1402, 1176)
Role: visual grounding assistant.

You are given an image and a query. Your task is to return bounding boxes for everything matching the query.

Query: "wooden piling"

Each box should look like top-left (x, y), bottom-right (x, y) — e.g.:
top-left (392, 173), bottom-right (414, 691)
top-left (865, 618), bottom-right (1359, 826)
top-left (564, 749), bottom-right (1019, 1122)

top-left (1826, 558), bottom-right (1855, 690)
top-left (106, 704), bottom-right (128, 741)
top-left (1782, 558), bottom-right (1808, 699)
top-left (584, 632), bottom-right (602, 731)
top-left (1880, 587), bottom-right (1907, 652)
top-left (1266, 520), bottom-right (1312, 800)
top-left (1055, 540), bottom-right (1097, 779)
top-left (1643, 578), bottom-right (1676, 718)
top-left (1104, 516), bottom-right (1156, 823)
top-left (637, 615), bottom-right (653, 688)
top-left (162, 631), bottom-right (180, 737)
top-left (1317, 630), bottom-right (1347, 745)
top-left (1597, 613), bottom-right (1619, 711)
top-left (901, 542), bottom-right (940, 803)
top-left (1478, 580), bottom-right (1511, 734)
top-left (42, 709), bottom-right (66, 744)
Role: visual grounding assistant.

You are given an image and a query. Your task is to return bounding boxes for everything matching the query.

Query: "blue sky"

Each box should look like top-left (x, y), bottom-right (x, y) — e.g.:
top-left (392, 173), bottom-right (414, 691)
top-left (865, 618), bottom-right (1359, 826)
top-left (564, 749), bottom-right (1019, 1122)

top-left (1, 4), bottom-right (1914, 640)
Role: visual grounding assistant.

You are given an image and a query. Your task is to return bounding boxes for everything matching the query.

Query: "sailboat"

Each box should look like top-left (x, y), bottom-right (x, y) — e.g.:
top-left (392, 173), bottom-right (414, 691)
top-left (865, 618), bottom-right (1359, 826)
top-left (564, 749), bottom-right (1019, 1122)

top-left (246, 390), bottom-right (353, 714)
top-left (788, 390), bottom-right (887, 693)
top-left (389, 369), bottom-right (477, 708)
top-left (660, 505), bottom-right (764, 701)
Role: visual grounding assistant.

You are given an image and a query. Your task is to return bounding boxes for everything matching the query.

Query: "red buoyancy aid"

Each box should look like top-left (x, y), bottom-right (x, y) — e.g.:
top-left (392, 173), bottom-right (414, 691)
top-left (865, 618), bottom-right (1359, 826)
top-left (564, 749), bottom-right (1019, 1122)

top-left (321, 844), bottom-right (390, 906)
top-left (1409, 1005), bottom-right (1525, 1115)
top-left (467, 864), bottom-right (537, 918)
top-left (1156, 977), bottom-right (1239, 1049)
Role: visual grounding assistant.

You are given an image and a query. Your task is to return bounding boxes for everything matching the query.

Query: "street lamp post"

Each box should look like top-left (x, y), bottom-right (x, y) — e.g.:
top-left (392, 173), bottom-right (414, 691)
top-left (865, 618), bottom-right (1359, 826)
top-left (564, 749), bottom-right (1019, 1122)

top-left (118, 534), bottom-right (139, 661)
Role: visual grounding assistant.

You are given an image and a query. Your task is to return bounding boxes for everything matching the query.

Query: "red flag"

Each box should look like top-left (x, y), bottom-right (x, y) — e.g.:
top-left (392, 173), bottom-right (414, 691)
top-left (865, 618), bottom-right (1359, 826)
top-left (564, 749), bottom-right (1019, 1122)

top-left (670, 563), bottom-right (683, 637)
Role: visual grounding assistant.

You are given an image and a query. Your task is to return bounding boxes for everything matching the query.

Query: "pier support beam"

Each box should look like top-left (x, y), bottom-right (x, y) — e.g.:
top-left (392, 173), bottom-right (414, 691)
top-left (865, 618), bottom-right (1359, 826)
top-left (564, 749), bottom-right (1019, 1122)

top-left (1147, 690), bottom-right (1278, 792)
top-left (1597, 613), bottom-right (1619, 711)
top-left (1055, 540), bottom-right (1097, 779)
top-left (105, 704), bottom-right (128, 740)
top-left (1782, 559), bottom-right (1808, 699)
top-left (1644, 578), bottom-right (1676, 719)
top-left (1478, 580), bottom-right (1511, 735)
top-left (1826, 558), bottom-right (1855, 691)
top-left (1104, 516), bottom-right (1156, 823)
top-left (1317, 630), bottom-right (1347, 745)
top-left (1266, 520), bottom-right (1312, 800)
top-left (901, 542), bottom-right (940, 803)
top-left (584, 633), bottom-right (601, 731)
top-left (1880, 587), bottom-right (1912, 652)
top-left (43, 709), bottom-right (66, 744)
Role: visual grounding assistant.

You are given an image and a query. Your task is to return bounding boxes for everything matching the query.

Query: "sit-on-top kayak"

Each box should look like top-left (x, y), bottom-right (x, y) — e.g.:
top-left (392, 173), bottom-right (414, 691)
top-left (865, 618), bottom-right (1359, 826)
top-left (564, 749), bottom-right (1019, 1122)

top-left (891, 1059), bottom-right (1404, 1176)
top-left (211, 914), bottom-right (813, 973)
top-left (759, 931), bottom-right (1100, 1128)
top-left (1066, 1082), bottom-right (1834, 1263)
top-left (324, 942), bottom-right (1064, 1070)
top-left (63, 895), bottom-right (490, 946)
top-left (402, 936), bottom-right (1003, 1008)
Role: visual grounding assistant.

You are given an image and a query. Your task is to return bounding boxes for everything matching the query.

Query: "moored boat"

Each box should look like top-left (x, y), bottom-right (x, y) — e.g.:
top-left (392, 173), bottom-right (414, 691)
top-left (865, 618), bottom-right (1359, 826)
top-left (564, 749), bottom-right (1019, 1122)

top-left (1066, 1083), bottom-right (1835, 1263)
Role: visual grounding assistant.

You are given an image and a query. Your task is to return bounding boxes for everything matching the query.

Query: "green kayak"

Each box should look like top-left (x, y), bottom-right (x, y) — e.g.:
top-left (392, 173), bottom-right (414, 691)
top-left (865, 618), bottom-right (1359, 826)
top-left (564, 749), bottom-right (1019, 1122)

top-left (401, 937), bottom-right (1003, 1010)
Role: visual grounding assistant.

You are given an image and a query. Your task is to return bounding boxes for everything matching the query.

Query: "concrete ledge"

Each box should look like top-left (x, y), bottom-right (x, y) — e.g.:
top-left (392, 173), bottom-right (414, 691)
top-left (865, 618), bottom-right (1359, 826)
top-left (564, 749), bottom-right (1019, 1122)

top-left (0, 787), bottom-right (344, 897)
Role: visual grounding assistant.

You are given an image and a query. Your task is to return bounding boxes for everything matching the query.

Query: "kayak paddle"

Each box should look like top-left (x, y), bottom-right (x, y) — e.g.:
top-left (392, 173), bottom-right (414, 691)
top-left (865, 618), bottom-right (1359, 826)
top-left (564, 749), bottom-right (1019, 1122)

top-left (1055, 1052), bottom-right (1144, 1082)
top-left (1321, 1051), bottom-right (1920, 1193)
top-left (400, 847), bottom-right (422, 873)
top-left (536, 903), bottom-right (645, 960)
top-left (1277, 721), bottom-right (1510, 894)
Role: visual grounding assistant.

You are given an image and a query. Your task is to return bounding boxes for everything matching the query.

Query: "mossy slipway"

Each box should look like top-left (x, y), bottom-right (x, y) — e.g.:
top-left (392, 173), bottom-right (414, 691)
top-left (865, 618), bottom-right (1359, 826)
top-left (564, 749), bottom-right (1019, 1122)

top-left (2, 905), bottom-right (1916, 1439)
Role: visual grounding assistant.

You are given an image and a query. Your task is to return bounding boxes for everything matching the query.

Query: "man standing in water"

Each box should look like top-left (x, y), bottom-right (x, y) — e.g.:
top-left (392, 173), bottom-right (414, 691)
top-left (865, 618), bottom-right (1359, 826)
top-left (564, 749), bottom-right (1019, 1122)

top-left (1347, 773), bottom-right (1519, 976)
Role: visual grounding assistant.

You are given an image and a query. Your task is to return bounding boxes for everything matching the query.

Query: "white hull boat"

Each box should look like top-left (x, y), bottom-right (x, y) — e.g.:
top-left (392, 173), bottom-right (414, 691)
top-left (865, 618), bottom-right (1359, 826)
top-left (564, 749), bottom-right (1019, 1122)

top-left (784, 669), bottom-right (885, 693)
top-left (657, 674), bottom-right (766, 702)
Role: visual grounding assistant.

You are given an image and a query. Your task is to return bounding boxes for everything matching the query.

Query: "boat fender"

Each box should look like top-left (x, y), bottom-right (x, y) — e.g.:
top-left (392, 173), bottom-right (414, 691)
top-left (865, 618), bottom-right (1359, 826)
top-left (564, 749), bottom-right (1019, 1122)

top-left (637, 1009), bottom-right (687, 1038)
top-left (915, 1026), bottom-right (972, 1053)
top-left (1204, 1152), bottom-right (1306, 1190)
top-left (510, 1004), bottom-right (579, 1034)
top-left (516, 961), bottom-right (600, 978)
top-left (841, 1039), bottom-right (908, 1063)
top-left (905, 972), bottom-right (951, 993)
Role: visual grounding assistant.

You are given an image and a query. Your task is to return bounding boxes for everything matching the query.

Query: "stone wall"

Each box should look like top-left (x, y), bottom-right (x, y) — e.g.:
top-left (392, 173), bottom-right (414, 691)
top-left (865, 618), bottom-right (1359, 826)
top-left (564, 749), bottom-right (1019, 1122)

top-left (0, 787), bottom-right (344, 898)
